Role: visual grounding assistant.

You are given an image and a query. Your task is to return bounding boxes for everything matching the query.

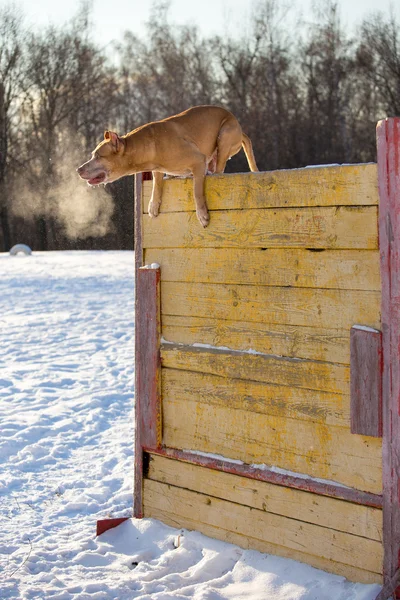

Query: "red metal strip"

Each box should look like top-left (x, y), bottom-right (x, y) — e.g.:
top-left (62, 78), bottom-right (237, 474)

top-left (377, 117), bottom-right (400, 599)
top-left (144, 446), bottom-right (383, 509)
top-left (96, 517), bottom-right (129, 537)
top-left (350, 326), bottom-right (383, 437)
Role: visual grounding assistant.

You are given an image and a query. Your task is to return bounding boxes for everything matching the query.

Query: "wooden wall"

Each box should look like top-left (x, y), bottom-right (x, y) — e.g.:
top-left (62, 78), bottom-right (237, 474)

top-left (139, 164), bottom-right (383, 583)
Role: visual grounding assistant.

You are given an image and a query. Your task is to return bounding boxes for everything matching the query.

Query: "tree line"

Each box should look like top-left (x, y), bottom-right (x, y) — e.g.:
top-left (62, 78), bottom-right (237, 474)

top-left (0, 0), bottom-right (399, 251)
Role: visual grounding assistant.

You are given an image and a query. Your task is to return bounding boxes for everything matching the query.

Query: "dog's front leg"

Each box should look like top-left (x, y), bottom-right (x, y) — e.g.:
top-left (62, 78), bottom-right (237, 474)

top-left (148, 171), bottom-right (164, 218)
top-left (192, 163), bottom-right (209, 228)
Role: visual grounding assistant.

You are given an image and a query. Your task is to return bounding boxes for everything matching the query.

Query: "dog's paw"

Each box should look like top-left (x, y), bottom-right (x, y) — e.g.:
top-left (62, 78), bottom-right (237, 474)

top-left (148, 201), bottom-right (159, 218)
top-left (196, 208), bottom-right (210, 228)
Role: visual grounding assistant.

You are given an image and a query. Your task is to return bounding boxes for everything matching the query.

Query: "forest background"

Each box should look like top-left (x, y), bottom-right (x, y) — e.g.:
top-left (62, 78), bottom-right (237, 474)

top-left (0, 0), bottom-right (399, 251)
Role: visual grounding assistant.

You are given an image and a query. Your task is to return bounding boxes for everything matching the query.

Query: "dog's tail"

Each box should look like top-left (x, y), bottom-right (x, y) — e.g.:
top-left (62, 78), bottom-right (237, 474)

top-left (242, 133), bottom-right (259, 172)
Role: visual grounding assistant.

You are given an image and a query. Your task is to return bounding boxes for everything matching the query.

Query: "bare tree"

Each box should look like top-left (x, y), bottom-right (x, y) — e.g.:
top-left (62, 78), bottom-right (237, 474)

top-left (0, 4), bottom-right (25, 250)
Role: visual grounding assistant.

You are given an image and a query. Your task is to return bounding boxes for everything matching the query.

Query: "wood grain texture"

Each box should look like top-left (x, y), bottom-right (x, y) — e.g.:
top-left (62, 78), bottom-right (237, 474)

top-left (162, 397), bottom-right (382, 494)
top-left (147, 454), bottom-right (383, 541)
top-left (143, 479), bottom-right (383, 574)
top-left (161, 343), bottom-right (349, 395)
top-left (135, 173), bottom-right (144, 273)
top-left (377, 117), bottom-right (400, 598)
top-left (144, 247), bottom-right (381, 291)
top-left (161, 315), bottom-right (350, 364)
top-left (143, 206), bottom-right (378, 250)
top-left (147, 446), bottom-right (383, 508)
top-left (134, 172), bottom-right (144, 518)
top-left (136, 267), bottom-right (162, 449)
top-left (142, 164), bottom-right (379, 212)
top-left (161, 282), bottom-right (381, 330)
top-left (162, 367), bottom-right (349, 427)
top-left (350, 326), bottom-right (383, 437)
top-left (134, 265), bottom-right (161, 516)
top-left (145, 501), bottom-right (382, 583)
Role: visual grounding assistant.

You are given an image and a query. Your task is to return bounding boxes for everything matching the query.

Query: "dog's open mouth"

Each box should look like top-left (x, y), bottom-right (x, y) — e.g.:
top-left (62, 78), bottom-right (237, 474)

top-left (87, 172), bottom-right (107, 186)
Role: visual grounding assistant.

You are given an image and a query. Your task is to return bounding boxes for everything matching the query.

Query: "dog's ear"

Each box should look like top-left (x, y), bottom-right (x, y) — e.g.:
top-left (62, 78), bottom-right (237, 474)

top-left (104, 131), bottom-right (125, 153)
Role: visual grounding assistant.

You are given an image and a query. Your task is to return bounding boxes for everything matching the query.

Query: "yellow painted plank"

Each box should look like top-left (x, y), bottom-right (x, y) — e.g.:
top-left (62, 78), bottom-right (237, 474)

top-left (143, 479), bottom-right (382, 574)
top-left (161, 283), bottom-right (381, 335)
top-left (145, 503), bottom-right (382, 584)
top-left (142, 164), bottom-right (379, 212)
top-left (162, 397), bottom-right (382, 493)
top-left (162, 315), bottom-right (351, 364)
top-left (144, 248), bottom-right (381, 291)
top-left (162, 368), bottom-right (349, 427)
top-left (147, 454), bottom-right (383, 541)
top-left (161, 344), bottom-right (349, 395)
top-left (142, 206), bottom-right (378, 250)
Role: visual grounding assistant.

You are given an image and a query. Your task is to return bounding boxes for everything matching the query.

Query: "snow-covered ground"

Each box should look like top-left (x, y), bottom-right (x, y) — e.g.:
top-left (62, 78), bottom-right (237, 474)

top-left (0, 251), bottom-right (381, 599)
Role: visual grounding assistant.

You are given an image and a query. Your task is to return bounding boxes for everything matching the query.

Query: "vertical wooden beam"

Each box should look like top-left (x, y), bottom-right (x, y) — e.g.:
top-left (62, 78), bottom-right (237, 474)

top-left (134, 173), bottom-right (144, 275)
top-left (134, 172), bottom-right (144, 518)
top-left (377, 117), bottom-right (400, 599)
top-left (350, 325), bottom-right (383, 437)
top-left (134, 261), bottom-right (162, 517)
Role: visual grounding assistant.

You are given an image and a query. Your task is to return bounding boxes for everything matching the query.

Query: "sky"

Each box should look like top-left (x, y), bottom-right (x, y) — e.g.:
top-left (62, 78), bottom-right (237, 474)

top-left (2, 0), bottom-right (400, 42)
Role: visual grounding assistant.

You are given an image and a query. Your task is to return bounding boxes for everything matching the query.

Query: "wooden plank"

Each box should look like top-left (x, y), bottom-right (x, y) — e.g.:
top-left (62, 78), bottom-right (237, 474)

top-left (162, 315), bottom-right (350, 364)
top-left (350, 326), bottom-right (383, 437)
top-left (161, 343), bottom-right (348, 396)
top-left (134, 172), bottom-right (144, 518)
top-left (162, 368), bottom-right (349, 427)
top-left (143, 479), bottom-right (383, 574)
top-left (377, 117), bottom-right (400, 598)
top-left (145, 500), bottom-right (381, 584)
top-left (137, 267), bottom-right (162, 449)
top-left (144, 247), bottom-right (381, 291)
top-left (142, 206), bottom-right (378, 250)
top-left (142, 164), bottom-right (379, 212)
top-left (135, 173), bottom-right (144, 274)
top-left (161, 282), bottom-right (381, 330)
top-left (147, 446), bottom-right (383, 508)
top-left (162, 395), bottom-right (382, 493)
top-left (147, 454), bottom-right (383, 540)
top-left (134, 265), bottom-right (161, 515)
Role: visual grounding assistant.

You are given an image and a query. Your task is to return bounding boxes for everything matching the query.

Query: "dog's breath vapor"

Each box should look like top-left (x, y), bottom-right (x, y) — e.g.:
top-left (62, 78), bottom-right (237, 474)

top-left (12, 143), bottom-right (114, 240)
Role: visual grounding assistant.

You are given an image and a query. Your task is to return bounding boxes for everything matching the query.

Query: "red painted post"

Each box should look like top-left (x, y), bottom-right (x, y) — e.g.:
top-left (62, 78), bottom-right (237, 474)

top-left (133, 157), bottom-right (162, 521)
top-left (376, 117), bottom-right (400, 600)
top-left (134, 265), bottom-right (162, 518)
top-left (350, 325), bottom-right (383, 437)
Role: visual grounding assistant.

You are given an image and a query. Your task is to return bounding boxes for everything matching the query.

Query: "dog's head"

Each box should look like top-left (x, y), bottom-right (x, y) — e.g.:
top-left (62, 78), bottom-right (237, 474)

top-left (77, 131), bottom-right (126, 186)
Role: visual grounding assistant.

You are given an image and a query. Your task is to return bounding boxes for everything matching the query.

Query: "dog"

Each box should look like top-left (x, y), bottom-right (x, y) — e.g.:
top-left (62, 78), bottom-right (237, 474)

top-left (77, 105), bottom-right (258, 227)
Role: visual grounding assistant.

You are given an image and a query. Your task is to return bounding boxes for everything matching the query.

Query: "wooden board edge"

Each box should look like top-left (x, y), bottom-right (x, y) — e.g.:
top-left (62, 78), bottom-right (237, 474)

top-left (377, 117), bottom-right (400, 599)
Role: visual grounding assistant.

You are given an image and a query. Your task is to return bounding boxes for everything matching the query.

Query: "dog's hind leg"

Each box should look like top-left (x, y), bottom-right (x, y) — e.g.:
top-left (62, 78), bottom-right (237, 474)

top-left (148, 171), bottom-right (164, 218)
top-left (215, 123), bottom-right (243, 174)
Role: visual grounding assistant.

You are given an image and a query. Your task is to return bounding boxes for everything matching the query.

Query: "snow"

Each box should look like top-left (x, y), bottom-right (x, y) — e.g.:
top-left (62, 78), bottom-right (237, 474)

top-left (352, 325), bottom-right (380, 333)
top-left (0, 251), bottom-right (381, 599)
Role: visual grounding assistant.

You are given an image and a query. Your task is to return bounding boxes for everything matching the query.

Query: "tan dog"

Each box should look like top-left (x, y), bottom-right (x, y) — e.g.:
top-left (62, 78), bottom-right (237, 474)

top-left (77, 105), bottom-right (258, 227)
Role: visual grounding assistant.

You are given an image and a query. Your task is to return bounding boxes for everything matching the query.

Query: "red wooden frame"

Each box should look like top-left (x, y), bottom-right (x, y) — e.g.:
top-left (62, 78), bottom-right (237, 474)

top-left (376, 117), bottom-right (400, 600)
top-left (134, 173), bottom-right (162, 518)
